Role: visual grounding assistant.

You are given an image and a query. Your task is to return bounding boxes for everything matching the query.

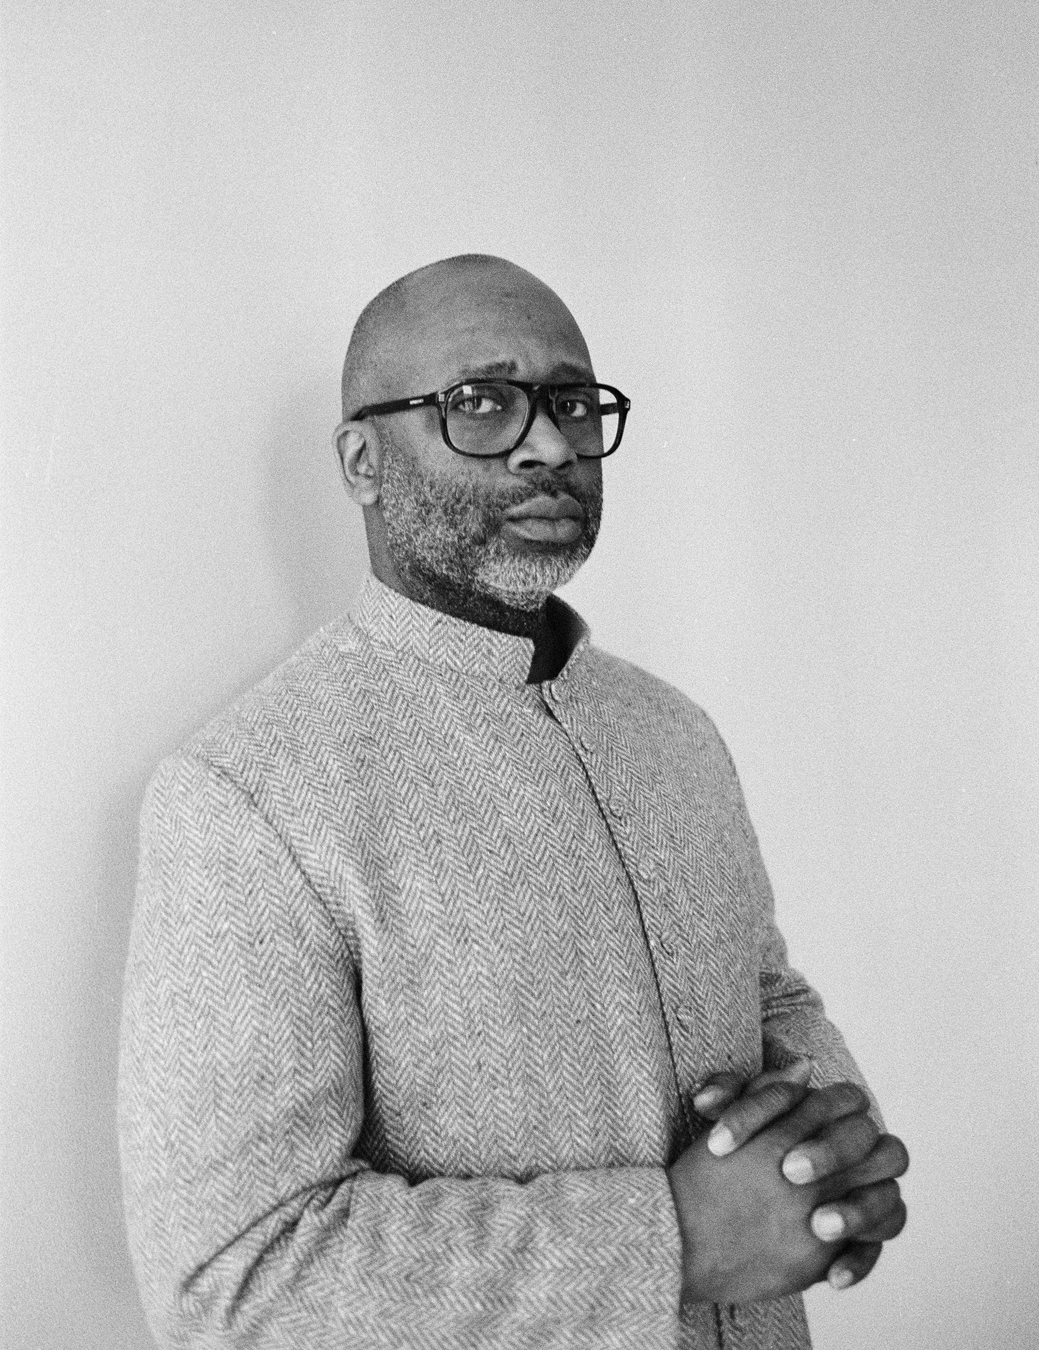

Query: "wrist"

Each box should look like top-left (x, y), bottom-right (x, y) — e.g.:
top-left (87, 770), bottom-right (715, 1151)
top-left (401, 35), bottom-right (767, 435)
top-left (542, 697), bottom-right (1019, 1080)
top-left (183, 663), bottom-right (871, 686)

top-left (665, 1165), bottom-right (711, 1305)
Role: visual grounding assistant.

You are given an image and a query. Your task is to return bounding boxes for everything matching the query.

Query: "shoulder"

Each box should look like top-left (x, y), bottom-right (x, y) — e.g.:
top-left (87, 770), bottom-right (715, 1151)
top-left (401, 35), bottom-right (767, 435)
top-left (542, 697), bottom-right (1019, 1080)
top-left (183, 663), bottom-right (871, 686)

top-left (147, 613), bottom-right (377, 808)
top-left (578, 643), bottom-right (744, 795)
top-left (581, 643), bottom-right (725, 741)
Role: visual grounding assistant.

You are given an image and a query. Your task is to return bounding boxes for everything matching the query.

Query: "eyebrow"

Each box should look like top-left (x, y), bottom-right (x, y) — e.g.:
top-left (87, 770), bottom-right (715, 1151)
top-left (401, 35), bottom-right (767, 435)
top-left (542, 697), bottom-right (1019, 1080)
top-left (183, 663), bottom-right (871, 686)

top-left (453, 358), bottom-right (596, 384)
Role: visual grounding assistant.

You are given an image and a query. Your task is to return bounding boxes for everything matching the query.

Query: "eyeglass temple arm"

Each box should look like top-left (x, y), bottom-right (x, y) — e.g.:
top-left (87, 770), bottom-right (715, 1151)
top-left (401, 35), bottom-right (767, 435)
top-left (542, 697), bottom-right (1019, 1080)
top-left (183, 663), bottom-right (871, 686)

top-left (349, 393), bottom-right (439, 421)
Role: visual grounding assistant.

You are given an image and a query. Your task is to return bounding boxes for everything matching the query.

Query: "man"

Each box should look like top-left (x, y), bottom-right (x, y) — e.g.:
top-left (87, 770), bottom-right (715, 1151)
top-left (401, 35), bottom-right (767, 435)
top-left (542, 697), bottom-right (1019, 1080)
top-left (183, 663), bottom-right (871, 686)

top-left (119, 254), bottom-right (908, 1350)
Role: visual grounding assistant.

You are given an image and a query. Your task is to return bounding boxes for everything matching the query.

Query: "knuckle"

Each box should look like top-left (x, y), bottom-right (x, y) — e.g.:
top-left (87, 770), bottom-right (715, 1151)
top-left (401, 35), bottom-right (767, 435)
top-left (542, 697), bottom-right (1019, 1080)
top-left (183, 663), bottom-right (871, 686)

top-left (829, 1081), bottom-right (869, 1113)
top-left (877, 1134), bottom-right (911, 1176)
top-left (721, 1094), bottom-right (754, 1124)
top-left (754, 1081), bottom-right (800, 1117)
top-left (715, 1097), bottom-right (756, 1138)
top-left (868, 1178), bottom-right (901, 1214)
top-left (775, 1082), bottom-right (814, 1121)
top-left (746, 1068), bottom-right (786, 1091)
top-left (871, 1198), bottom-right (908, 1241)
top-left (831, 1112), bottom-right (878, 1164)
top-left (853, 1180), bottom-right (906, 1238)
top-left (856, 1241), bottom-right (883, 1275)
top-left (728, 1093), bottom-right (767, 1133)
top-left (862, 1114), bottom-right (882, 1146)
top-left (801, 1081), bottom-right (863, 1128)
top-left (888, 1199), bottom-right (908, 1238)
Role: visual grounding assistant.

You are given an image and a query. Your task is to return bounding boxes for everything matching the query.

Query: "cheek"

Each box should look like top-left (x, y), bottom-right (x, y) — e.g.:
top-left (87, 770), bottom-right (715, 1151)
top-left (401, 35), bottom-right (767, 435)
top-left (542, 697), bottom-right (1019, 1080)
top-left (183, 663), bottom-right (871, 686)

top-left (395, 426), bottom-right (506, 493)
top-left (574, 462), bottom-right (604, 510)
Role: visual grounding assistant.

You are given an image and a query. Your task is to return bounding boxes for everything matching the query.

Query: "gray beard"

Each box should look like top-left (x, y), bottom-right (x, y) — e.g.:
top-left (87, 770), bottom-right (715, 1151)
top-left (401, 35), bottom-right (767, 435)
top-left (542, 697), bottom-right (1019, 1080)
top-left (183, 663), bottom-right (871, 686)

top-left (378, 444), bottom-right (602, 618)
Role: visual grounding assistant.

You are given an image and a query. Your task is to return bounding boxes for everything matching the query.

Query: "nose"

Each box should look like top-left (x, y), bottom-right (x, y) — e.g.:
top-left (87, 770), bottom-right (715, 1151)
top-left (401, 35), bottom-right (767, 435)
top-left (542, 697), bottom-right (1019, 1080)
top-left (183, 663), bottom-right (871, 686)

top-left (506, 401), bottom-right (577, 473)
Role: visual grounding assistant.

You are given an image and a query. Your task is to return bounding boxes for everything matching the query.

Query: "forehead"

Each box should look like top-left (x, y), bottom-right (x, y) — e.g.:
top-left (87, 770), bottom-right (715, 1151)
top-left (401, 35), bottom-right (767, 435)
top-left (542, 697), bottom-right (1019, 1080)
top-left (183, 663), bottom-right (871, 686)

top-left (393, 270), bottom-right (594, 391)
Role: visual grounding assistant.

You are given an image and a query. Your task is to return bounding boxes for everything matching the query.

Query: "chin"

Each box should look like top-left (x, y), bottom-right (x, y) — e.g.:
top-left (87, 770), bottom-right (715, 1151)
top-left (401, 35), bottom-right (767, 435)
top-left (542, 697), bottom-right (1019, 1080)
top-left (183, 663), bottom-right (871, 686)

top-left (475, 547), bottom-right (591, 609)
top-left (476, 583), bottom-right (552, 613)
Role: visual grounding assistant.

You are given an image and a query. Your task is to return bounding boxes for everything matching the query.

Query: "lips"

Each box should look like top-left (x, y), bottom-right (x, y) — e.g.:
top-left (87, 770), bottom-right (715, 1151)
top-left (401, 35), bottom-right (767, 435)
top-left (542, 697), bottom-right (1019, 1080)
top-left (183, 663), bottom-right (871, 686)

top-left (504, 494), bottom-right (584, 523)
top-left (502, 495), bottom-right (584, 545)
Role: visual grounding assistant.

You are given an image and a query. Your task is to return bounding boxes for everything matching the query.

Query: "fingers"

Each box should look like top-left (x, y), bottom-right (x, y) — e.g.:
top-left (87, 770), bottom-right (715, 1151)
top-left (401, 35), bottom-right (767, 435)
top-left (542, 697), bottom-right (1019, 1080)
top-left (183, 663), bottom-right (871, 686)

top-left (782, 1111), bottom-right (880, 1185)
top-left (810, 1178), bottom-right (908, 1246)
top-left (692, 1073), bottom-right (745, 1120)
top-left (707, 1076), bottom-right (814, 1156)
top-left (809, 1134), bottom-right (910, 1294)
top-left (825, 1240), bottom-right (883, 1291)
top-left (745, 1059), bottom-right (814, 1096)
top-left (694, 1057), bottom-right (812, 1123)
top-left (831, 1133), bottom-right (911, 1192)
top-left (757, 1081), bottom-right (871, 1157)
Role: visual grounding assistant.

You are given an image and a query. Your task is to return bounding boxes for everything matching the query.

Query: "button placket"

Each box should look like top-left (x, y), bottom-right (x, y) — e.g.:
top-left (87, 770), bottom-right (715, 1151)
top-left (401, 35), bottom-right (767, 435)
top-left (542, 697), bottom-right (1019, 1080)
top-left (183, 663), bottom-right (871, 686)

top-left (547, 677), bottom-right (569, 706)
top-left (607, 791), bottom-right (626, 821)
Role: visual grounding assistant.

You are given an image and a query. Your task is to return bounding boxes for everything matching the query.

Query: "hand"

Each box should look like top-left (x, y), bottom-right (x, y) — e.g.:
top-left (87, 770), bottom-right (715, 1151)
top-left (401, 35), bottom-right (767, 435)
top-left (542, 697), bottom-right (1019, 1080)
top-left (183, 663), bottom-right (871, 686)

top-left (692, 1063), bottom-right (910, 1289)
top-left (667, 1083), bottom-right (909, 1303)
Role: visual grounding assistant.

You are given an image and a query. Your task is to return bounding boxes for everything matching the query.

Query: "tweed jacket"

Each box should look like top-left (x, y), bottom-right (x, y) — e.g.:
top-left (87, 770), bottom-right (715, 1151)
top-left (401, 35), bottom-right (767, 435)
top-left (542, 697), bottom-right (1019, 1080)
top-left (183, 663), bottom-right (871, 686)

top-left (119, 575), bottom-right (872, 1350)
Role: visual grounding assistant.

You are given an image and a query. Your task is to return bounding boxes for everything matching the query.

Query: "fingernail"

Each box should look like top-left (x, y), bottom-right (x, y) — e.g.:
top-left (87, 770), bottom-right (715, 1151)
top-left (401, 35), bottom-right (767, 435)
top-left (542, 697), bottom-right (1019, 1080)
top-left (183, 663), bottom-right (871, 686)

top-left (782, 1151), bottom-right (814, 1184)
top-left (829, 1266), bottom-right (854, 1291)
top-left (694, 1086), bottom-right (726, 1110)
top-left (707, 1124), bottom-right (736, 1157)
top-left (812, 1209), bottom-right (846, 1242)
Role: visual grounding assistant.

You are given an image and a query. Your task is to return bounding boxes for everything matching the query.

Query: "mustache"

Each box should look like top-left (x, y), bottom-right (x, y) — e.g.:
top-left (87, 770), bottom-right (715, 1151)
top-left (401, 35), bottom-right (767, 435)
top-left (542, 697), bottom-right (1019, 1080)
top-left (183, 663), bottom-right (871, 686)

top-left (489, 471), bottom-right (600, 516)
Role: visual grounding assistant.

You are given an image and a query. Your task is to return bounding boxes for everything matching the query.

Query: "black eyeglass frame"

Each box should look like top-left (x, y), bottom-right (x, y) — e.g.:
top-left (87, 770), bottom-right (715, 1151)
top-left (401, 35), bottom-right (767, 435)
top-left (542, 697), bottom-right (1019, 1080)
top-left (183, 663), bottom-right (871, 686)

top-left (349, 380), bottom-right (631, 459)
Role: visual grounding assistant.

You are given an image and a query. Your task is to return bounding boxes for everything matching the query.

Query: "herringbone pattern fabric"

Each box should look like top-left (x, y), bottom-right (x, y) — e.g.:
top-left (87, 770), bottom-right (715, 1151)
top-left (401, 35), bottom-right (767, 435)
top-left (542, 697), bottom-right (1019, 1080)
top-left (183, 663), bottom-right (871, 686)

top-left (119, 575), bottom-right (870, 1349)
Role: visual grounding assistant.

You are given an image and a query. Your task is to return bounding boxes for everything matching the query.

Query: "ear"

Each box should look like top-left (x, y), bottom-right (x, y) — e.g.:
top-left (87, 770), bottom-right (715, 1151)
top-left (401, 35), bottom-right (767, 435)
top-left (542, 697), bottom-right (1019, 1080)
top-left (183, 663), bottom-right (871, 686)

top-left (334, 421), bottom-right (382, 507)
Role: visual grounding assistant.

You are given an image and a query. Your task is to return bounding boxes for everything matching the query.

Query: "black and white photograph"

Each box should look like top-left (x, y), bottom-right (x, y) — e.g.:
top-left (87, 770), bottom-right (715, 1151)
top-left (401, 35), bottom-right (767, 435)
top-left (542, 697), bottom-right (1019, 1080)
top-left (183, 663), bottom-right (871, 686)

top-left (3, 3), bottom-right (1036, 1347)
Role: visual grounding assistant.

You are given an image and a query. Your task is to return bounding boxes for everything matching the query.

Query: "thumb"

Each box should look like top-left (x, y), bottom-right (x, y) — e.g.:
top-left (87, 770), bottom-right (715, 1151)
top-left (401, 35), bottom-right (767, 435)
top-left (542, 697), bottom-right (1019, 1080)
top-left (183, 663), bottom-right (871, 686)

top-left (692, 1072), bottom-right (745, 1119)
top-left (744, 1057), bottom-right (814, 1096)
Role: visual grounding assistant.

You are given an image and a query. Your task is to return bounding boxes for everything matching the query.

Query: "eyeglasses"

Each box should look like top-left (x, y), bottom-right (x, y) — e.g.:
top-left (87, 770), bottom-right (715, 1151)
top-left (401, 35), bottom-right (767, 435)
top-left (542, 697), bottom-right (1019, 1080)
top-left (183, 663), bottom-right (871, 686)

top-left (350, 379), bottom-right (630, 459)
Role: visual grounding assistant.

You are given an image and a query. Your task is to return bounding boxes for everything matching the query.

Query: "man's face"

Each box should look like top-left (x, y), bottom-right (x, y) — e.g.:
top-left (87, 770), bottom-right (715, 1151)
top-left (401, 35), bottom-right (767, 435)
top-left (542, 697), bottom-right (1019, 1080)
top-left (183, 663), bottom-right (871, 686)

top-left (370, 268), bottom-right (604, 617)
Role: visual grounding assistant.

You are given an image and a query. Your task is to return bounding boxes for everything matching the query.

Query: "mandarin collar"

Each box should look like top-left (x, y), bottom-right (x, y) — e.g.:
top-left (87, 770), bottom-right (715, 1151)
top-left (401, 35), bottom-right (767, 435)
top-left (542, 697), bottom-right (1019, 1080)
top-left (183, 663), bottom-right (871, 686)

top-left (349, 573), bottom-right (591, 690)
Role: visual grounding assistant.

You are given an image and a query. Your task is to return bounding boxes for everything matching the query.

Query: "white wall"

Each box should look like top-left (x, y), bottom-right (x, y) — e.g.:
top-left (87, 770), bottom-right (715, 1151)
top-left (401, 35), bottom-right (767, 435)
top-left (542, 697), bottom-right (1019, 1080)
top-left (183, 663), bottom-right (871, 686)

top-left (3, 2), bottom-right (1036, 1346)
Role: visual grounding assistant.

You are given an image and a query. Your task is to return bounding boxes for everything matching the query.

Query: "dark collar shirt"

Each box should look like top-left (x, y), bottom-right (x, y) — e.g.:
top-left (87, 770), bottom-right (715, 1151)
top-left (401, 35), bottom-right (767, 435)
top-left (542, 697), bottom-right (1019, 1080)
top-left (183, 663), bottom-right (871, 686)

top-left (120, 574), bottom-right (873, 1350)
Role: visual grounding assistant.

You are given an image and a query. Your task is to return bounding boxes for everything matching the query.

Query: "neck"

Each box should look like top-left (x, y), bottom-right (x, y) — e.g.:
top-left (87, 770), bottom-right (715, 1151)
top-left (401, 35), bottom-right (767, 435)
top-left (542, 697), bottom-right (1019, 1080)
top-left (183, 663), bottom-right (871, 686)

top-left (371, 557), bottom-right (570, 683)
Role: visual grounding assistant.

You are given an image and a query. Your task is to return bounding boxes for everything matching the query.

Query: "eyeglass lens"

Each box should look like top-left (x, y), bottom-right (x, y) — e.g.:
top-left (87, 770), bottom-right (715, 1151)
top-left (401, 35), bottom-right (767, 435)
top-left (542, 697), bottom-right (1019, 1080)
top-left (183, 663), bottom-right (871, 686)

top-left (443, 382), bottom-right (620, 457)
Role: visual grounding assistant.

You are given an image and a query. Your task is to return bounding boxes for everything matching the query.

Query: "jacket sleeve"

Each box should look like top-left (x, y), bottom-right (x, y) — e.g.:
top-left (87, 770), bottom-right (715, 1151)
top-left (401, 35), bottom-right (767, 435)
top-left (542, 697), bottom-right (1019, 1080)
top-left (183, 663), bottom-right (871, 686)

top-left (118, 753), bottom-right (684, 1350)
top-left (716, 736), bottom-right (882, 1118)
top-left (757, 900), bottom-right (881, 1120)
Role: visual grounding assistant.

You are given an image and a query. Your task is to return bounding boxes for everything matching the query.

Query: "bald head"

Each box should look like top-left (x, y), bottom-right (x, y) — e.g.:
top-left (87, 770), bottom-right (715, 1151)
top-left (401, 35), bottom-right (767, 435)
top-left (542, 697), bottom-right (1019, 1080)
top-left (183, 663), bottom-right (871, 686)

top-left (334, 254), bottom-right (606, 644)
top-left (340, 254), bottom-right (591, 421)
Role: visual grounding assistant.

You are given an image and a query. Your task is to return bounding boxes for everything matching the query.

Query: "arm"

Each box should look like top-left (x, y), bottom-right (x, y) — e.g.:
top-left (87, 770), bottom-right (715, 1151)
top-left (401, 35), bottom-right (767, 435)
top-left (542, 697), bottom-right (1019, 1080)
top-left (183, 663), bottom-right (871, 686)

top-left (675, 738), bottom-right (909, 1293)
top-left (118, 755), bottom-right (683, 1350)
top-left (737, 785), bottom-right (881, 1109)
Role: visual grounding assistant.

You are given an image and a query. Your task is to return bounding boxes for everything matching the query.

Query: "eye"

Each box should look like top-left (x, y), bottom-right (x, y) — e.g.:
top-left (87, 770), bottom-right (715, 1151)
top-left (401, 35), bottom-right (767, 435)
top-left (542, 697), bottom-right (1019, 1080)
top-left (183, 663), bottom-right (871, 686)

top-left (554, 389), bottom-right (596, 421)
top-left (446, 383), bottom-right (508, 417)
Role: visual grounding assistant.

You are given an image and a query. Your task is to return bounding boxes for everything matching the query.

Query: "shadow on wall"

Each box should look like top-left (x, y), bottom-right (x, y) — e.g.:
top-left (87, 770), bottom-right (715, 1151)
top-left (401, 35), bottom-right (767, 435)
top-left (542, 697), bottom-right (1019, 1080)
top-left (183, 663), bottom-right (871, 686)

top-left (71, 383), bottom-right (369, 1346)
top-left (261, 376), bottom-right (370, 639)
top-left (91, 774), bottom-right (161, 1348)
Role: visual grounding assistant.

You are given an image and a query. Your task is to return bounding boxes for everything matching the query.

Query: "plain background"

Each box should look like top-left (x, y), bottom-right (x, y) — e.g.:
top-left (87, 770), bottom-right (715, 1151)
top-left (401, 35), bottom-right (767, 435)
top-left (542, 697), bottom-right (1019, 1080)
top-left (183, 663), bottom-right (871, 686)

top-left (3, 2), bottom-right (1037, 1346)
